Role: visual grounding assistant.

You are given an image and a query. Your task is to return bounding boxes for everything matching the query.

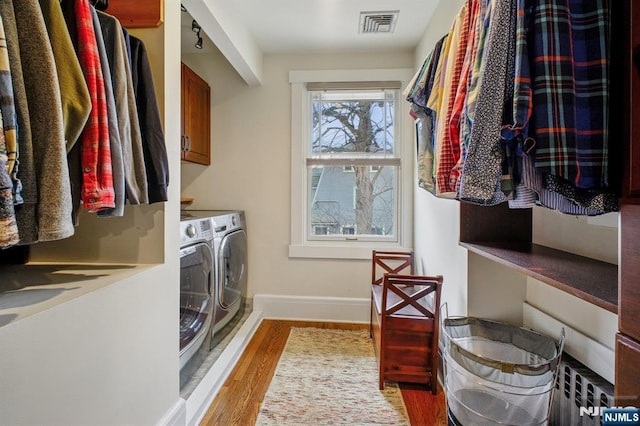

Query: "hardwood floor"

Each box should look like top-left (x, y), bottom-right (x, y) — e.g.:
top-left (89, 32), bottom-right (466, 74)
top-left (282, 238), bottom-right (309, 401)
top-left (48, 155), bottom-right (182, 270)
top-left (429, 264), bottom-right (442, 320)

top-left (199, 319), bottom-right (447, 425)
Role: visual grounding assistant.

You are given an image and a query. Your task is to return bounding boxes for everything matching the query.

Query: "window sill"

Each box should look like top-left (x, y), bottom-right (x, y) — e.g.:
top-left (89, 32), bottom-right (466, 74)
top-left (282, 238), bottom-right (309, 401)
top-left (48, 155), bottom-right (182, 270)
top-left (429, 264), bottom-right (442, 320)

top-left (288, 244), bottom-right (413, 260)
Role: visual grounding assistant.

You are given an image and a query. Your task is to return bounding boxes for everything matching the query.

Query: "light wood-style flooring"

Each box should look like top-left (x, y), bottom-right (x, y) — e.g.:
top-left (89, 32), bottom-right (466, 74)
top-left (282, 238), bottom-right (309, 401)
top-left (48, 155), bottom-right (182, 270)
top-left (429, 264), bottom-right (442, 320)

top-left (200, 319), bottom-right (447, 425)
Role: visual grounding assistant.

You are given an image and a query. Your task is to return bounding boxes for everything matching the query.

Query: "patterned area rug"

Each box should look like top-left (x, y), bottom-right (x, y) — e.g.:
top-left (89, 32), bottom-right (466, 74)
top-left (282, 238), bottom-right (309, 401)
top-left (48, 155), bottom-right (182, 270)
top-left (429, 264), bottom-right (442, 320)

top-left (256, 327), bottom-right (410, 425)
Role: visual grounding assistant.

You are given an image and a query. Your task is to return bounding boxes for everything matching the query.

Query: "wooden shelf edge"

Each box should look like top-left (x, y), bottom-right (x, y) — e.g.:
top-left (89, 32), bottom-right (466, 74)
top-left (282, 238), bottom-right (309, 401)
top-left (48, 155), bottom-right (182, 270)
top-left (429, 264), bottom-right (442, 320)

top-left (460, 241), bottom-right (618, 314)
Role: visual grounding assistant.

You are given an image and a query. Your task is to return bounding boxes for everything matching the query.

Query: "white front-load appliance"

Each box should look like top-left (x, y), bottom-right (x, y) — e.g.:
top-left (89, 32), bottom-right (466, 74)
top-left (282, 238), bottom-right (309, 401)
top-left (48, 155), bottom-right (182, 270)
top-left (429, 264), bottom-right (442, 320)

top-left (209, 211), bottom-right (248, 346)
top-left (179, 213), bottom-right (215, 370)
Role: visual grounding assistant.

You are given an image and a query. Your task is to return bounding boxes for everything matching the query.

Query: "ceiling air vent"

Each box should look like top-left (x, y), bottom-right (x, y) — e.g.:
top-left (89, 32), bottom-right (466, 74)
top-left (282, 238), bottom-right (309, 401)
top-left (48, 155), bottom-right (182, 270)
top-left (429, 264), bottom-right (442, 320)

top-left (359, 11), bottom-right (398, 34)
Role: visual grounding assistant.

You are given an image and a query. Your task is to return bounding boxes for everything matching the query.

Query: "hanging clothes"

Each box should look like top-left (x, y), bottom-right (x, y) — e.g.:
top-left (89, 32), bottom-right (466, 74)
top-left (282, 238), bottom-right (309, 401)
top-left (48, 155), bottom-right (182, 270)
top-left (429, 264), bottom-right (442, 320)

top-left (543, 173), bottom-right (618, 213)
top-left (529, 0), bottom-right (610, 190)
top-left (97, 10), bottom-right (149, 205)
top-left (0, 119), bottom-right (18, 249)
top-left (13, 0), bottom-right (75, 242)
top-left (454, 0), bottom-right (492, 195)
top-left (407, 35), bottom-right (446, 194)
top-left (435, 3), bottom-right (469, 196)
top-left (0, 15), bottom-right (17, 248)
top-left (129, 35), bottom-right (169, 203)
top-left (503, 0), bottom-right (616, 215)
top-left (58, 0), bottom-right (83, 224)
top-left (91, 5), bottom-right (125, 218)
top-left (426, 29), bottom-right (452, 194)
top-left (38, 0), bottom-right (91, 153)
top-left (0, 0), bottom-right (36, 244)
top-left (520, 155), bottom-right (603, 215)
top-left (407, 51), bottom-right (435, 192)
top-left (447, 0), bottom-right (481, 192)
top-left (64, 0), bottom-right (115, 213)
top-left (408, 0), bottom-right (616, 215)
top-left (500, 0), bottom-right (537, 210)
top-left (458, 0), bottom-right (517, 205)
top-left (0, 0), bottom-right (166, 247)
top-left (0, 8), bottom-right (19, 207)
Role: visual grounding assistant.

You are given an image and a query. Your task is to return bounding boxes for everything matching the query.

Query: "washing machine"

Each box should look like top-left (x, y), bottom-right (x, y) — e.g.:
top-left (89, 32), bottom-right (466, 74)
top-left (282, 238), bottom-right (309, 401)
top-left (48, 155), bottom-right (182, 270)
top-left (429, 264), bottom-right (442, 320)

top-left (179, 212), bottom-right (215, 370)
top-left (209, 211), bottom-right (248, 344)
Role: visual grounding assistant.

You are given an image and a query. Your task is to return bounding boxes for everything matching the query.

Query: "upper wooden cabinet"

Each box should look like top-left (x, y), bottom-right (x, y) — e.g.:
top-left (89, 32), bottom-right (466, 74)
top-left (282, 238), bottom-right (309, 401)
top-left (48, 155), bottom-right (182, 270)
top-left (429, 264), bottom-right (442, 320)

top-left (181, 63), bottom-right (211, 165)
top-left (103, 0), bottom-right (163, 28)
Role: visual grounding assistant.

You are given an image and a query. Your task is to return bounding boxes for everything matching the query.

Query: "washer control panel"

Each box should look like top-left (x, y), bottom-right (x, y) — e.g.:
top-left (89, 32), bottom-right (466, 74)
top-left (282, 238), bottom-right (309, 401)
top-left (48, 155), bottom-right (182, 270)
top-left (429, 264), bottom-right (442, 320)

top-left (180, 218), bottom-right (213, 245)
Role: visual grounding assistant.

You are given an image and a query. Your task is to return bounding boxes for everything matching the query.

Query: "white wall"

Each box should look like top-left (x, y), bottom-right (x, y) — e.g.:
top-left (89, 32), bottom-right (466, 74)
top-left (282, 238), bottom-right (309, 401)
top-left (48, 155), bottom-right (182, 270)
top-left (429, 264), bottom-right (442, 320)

top-left (412, 0), bottom-right (468, 319)
top-left (181, 48), bottom-right (414, 301)
top-left (0, 0), bottom-right (184, 423)
top-left (0, 266), bottom-right (178, 425)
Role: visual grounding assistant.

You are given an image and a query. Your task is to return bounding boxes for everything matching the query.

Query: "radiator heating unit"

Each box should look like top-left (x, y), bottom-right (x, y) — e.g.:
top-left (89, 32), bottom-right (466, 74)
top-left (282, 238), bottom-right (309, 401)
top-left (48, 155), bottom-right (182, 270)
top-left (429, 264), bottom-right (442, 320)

top-left (550, 353), bottom-right (614, 426)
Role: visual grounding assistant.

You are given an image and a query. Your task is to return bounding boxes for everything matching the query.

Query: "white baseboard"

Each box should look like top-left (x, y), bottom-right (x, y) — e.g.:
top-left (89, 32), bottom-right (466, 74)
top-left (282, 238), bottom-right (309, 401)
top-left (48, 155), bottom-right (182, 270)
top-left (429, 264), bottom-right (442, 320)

top-left (523, 302), bottom-right (614, 384)
top-left (158, 399), bottom-right (186, 426)
top-left (253, 294), bottom-right (370, 323)
top-left (185, 310), bottom-right (263, 426)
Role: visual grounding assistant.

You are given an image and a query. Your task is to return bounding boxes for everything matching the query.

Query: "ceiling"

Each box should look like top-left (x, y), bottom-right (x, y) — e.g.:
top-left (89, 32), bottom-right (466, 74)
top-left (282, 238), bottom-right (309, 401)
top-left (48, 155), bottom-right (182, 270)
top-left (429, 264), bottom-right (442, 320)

top-left (180, 0), bottom-right (442, 83)
top-left (182, 0), bottom-right (440, 54)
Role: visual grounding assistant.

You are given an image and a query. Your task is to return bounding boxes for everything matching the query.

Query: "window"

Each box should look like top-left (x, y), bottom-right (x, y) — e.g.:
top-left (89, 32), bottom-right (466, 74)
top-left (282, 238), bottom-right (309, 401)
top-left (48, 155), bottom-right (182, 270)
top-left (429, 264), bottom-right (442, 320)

top-left (309, 88), bottom-right (398, 242)
top-left (289, 69), bottom-right (414, 259)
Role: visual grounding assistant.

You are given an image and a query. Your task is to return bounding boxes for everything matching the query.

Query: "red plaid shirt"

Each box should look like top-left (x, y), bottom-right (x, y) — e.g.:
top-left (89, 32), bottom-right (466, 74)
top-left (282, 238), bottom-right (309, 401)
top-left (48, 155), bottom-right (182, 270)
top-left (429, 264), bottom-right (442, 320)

top-left (75, 0), bottom-right (114, 211)
top-left (447, 0), bottom-right (481, 192)
top-left (436, 4), bottom-right (471, 194)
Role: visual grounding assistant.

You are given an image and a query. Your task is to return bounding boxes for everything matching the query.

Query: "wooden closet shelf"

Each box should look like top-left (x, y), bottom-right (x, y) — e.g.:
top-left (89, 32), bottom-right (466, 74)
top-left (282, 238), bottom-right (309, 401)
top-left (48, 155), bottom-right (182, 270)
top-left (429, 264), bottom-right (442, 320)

top-left (460, 241), bottom-right (618, 314)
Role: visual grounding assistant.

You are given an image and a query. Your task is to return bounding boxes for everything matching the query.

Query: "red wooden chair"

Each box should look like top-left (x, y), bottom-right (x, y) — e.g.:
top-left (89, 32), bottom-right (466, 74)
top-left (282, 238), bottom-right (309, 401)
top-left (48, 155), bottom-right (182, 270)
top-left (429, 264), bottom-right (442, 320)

top-left (370, 250), bottom-right (414, 342)
top-left (371, 268), bottom-right (443, 393)
top-left (370, 251), bottom-right (414, 339)
top-left (371, 250), bottom-right (414, 286)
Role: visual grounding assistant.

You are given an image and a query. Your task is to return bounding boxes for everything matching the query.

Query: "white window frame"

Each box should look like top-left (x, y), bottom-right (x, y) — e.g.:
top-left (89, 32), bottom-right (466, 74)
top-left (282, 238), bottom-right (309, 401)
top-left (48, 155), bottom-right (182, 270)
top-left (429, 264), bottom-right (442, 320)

top-left (289, 69), bottom-right (414, 260)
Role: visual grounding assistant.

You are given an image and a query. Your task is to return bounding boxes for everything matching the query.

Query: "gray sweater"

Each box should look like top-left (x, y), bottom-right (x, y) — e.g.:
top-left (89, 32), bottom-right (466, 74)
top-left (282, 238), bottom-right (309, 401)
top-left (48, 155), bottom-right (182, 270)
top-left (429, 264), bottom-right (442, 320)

top-left (13, 0), bottom-right (73, 242)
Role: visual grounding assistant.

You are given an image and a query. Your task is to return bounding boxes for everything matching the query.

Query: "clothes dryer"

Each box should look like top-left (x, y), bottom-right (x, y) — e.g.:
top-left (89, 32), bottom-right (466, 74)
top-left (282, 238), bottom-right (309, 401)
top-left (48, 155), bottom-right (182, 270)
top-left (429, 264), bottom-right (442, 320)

top-left (209, 211), bottom-right (248, 344)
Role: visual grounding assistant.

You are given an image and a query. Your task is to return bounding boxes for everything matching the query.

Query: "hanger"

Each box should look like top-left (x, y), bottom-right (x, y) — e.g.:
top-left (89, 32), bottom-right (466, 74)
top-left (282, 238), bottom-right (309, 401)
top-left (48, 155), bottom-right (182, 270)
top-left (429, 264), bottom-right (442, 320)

top-left (91, 0), bottom-right (109, 11)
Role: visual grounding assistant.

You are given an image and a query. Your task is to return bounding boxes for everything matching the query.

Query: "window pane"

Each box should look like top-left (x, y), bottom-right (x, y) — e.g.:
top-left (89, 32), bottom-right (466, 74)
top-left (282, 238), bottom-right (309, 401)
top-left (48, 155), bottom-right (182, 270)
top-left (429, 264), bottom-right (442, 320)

top-left (309, 165), bottom-right (396, 238)
top-left (310, 90), bottom-right (395, 155)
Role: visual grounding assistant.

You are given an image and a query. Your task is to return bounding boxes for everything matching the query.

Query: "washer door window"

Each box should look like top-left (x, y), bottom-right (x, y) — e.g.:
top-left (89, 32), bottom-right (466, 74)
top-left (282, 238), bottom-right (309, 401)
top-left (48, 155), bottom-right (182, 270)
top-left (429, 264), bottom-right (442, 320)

top-left (218, 230), bottom-right (247, 309)
top-left (179, 242), bottom-right (213, 353)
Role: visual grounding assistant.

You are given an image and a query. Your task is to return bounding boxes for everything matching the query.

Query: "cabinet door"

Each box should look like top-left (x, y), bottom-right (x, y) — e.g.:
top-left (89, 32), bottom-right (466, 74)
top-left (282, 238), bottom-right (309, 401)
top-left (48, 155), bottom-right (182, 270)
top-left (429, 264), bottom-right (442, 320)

top-left (181, 63), bottom-right (211, 165)
top-left (101, 0), bottom-right (163, 28)
top-left (615, 333), bottom-right (640, 406)
top-left (620, 204), bottom-right (640, 341)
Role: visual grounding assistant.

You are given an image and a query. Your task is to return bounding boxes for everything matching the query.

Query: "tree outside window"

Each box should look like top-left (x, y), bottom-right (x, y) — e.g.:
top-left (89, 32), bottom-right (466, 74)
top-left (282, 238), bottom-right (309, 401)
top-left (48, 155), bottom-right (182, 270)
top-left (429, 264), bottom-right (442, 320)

top-left (307, 89), bottom-right (399, 241)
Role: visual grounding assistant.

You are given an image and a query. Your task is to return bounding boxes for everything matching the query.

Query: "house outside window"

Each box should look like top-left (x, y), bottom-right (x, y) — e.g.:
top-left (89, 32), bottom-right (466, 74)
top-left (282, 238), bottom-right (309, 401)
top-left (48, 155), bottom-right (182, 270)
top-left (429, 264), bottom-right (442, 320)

top-left (289, 69), bottom-right (414, 259)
